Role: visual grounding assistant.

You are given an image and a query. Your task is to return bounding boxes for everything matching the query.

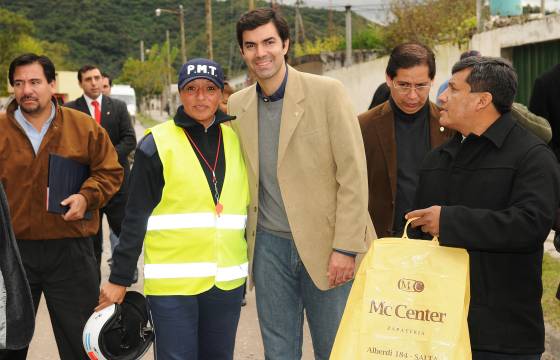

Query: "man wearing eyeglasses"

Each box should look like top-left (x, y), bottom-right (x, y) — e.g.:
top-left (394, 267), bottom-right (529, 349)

top-left (358, 42), bottom-right (453, 238)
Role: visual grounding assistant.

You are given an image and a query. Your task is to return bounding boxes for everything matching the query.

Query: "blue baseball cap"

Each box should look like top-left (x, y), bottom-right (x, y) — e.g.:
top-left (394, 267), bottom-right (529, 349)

top-left (178, 58), bottom-right (224, 90)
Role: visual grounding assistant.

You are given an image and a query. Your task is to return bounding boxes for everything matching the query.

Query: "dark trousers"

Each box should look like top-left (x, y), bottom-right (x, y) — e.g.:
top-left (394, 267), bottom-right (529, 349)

top-left (147, 285), bottom-right (244, 360)
top-left (0, 238), bottom-right (99, 360)
top-left (473, 351), bottom-right (541, 360)
top-left (93, 187), bottom-right (126, 279)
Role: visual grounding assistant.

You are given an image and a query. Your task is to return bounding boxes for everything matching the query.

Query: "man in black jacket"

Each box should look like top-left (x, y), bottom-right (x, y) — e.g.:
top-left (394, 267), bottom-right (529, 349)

top-left (529, 64), bottom-right (560, 302)
top-left (407, 57), bottom-right (560, 359)
top-left (0, 182), bottom-right (34, 353)
top-left (65, 65), bottom-right (136, 278)
top-left (530, 63), bottom-right (560, 159)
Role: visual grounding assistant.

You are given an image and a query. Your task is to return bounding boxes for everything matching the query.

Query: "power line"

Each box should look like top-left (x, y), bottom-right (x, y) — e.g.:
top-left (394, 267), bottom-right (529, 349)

top-left (299, 3), bottom-right (392, 11)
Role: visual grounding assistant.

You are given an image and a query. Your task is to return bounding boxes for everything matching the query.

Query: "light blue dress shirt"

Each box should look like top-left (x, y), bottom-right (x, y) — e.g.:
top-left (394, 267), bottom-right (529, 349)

top-left (14, 102), bottom-right (56, 155)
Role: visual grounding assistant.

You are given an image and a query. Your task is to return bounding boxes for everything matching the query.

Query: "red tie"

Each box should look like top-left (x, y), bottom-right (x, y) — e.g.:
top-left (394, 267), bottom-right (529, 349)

top-left (91, 100), bottom-right (101, 124)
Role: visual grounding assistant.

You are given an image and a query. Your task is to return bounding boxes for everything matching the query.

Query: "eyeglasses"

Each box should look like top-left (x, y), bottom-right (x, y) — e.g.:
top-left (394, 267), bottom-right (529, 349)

top-left (392, 80), bottom-right (432, 94)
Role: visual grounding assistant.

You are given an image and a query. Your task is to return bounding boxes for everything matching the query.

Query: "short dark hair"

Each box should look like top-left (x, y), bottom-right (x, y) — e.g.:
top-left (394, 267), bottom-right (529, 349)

top-left (8, 53), bottom-right (56, 86)
top-left (236, 8), bottom-right (290, 60)
top-left (77, 64), bottom-right (99, 82)
top-left (460, 50), bottom-right (481, 60)
top-left (452, 56), bottom-right (517, 115)
top-left (102, 72), bottom-right (112, 87)
top-left (386, 42), bottom-right (436, 80)
top-left (223, 82), bottom-right (234, 96)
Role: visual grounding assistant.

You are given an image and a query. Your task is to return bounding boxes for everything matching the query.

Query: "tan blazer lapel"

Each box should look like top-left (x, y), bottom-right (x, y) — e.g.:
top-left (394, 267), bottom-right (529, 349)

top-left (278, 67), bottom-right (305, 166)
top-left (375, 102), bottom-right (398, 201)
top-left (238, 86), bottom-right (259, 177)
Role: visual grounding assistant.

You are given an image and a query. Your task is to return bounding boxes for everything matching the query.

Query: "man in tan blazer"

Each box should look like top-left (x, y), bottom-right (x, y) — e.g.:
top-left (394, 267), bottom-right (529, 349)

top-left (228, 8), bottom-right (374, 360)
top-left (359, 43), bottom-right (453, 239)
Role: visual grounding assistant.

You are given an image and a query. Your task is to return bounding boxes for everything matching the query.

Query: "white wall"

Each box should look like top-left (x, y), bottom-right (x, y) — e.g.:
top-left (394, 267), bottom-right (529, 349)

top-left (323, 57), bottom-right (388, 114)
top-left (471, 14), bottom-right (560, 57)
top-left (56, 71), bottom-right (82, 102)
top-left (322, 14), bottom-right (560, 114)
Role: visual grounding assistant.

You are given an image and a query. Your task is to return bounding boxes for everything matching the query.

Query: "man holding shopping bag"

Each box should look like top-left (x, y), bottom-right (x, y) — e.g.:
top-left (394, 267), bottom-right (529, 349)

top-left (407, 57), bottom-right (560, 359)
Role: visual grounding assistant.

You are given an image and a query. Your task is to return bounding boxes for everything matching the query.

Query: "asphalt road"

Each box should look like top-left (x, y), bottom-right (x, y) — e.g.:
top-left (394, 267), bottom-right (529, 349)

top-left (26, 223), bottom-right (314, 360)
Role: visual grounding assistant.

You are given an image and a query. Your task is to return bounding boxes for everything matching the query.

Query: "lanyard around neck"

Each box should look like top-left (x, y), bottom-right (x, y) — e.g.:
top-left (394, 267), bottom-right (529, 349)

top-left (183, 126), bottom-right (224, 215)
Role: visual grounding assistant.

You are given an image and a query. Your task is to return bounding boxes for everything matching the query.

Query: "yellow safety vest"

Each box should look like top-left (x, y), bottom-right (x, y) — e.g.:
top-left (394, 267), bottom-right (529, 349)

top-left (143, 120), bottom-right (249, 295)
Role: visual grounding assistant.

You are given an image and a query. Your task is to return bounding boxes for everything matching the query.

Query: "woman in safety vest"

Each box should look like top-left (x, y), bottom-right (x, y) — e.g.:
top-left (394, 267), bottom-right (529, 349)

top-left (96, 58), bottom-right (249, 360)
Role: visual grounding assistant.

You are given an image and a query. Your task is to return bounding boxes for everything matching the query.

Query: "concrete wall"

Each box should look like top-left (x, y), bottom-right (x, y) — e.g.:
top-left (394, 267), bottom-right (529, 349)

top-left (323, 57), bottom-right (388, 114)
top-left (56, 71), bottom-right (82, 103)
top-left (321, 14), bottom-right (560, 114)
top-left (471, 14), bottom-right (560, 58)
top-left (323, 43), bottom-right (463, 114)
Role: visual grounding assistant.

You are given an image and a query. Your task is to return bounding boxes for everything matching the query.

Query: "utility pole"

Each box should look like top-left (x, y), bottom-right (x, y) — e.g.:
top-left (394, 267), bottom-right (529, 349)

top-left (345, 5), bottom-right (352, 67)
top-left (294, 0), bottom-right (305, 46)
top-left (205, 0), bottom-right (213, 59)
top-left (166, 30), bottom-right (172, 114)
top-left (140, 40), bottom-right (145, 62)
top-left (328, 0), bottom-right (334, 37)
top-left (155, 5), bottom-right (187, 62)
top-left (245, 0), bottom-right (257, 85)
top-left (476, 0), bottom-right (483, 32)
top-left (541, 0), bottom-right (546, 15)
top-left (295, 1), bottom-right (300, 47)
top-left (166, 31), bottom-right (171, 86)
top-left (179, 4), bottom-right (187, 63)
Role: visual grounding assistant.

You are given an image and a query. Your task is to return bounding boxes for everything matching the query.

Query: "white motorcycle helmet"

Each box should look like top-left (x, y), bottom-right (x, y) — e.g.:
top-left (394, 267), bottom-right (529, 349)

top-left (83, 291), bottom-right (154, 360)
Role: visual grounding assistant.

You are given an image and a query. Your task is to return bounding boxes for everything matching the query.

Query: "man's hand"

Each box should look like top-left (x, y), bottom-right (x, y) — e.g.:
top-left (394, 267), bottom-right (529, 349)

top-left (61, 194), bottom-right (87, 221)
top-left (327, 251), bottom-right (355, 288)
top-left (96, 282), bottom-right (127, 312)
top-left (406, 206), bottom-right (442, 237)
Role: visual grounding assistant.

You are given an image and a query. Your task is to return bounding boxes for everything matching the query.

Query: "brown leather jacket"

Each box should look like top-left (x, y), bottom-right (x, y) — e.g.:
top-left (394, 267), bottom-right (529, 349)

top-left (359, 100), bottom-right (453, 238)
top-left (0, 99), bottom-right (123, 240)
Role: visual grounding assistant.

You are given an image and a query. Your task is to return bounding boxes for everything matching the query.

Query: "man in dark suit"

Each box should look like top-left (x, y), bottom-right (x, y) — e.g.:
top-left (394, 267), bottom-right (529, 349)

top-left (101, 71), bottom-right (112, 96)
top-left (65, 65), bottom-right (136, 277)
top-left (530, 63), bottom-right (560, 301)
top-left (530, 63), bottom-right (560, 159)
top-left (359, 43), bottom-right (453, 238)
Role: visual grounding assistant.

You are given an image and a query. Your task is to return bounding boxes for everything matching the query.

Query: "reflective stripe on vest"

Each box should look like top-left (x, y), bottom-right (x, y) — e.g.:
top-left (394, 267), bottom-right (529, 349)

top-left (147, 213), bottom-right (247, 230)
top-left (144, 262), bottom-right (249, 282)
top-left (144, 120), bottom-right (249, 296)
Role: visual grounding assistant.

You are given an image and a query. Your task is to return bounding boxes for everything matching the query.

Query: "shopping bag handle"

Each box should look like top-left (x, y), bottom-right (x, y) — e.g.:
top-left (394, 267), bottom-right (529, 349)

top-left (402, 217), bottom-right (439, 244)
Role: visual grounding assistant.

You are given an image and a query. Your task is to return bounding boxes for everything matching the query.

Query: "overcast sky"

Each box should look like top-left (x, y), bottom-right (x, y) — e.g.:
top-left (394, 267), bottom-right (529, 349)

top-left (280, 0), bottom-right (560, 23)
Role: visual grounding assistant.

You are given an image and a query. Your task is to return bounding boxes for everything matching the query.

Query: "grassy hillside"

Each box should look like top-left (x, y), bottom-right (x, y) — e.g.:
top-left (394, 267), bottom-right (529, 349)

top-left (0, 0), bottom-right (372, 77)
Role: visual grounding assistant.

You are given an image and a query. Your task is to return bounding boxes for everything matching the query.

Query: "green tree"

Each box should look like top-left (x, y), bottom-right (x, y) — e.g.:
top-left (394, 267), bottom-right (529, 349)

top-left (383, 0), bottom-right (476, 51)
top-left (352, 25), bottom-right (384, 50)
top-left (294, 36), bottom-right (344, 57)
top-left (0, 0), bottom-right (373, 79)
top-left (119, 41), bottom-right (178, 110)
top-left (0, 8), bottom-right (74, 94)
top-left (0, 8), bottom-right (35, 94)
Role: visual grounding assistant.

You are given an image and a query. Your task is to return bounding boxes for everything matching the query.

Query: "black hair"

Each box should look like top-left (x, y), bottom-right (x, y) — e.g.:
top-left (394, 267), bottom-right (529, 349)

top-left (236, 8), bottom-right (290, 60)
top-left (102, 72), bottom-right (112, 87)
top-left (452, 56), bottom-right (517, 114)
top-left (460, 50), bottom-right (481, 60)
top-left (8, 53), bottom-right (56, 86)
top-left (77, 64), bottom-right (100, 82)
top-left (386, 42), bottom-right (436, 80)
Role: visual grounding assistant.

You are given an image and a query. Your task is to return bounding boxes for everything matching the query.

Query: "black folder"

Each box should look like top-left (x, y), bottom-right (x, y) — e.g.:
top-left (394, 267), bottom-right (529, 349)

top-left (47, 153), bottom-right (92, 219)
